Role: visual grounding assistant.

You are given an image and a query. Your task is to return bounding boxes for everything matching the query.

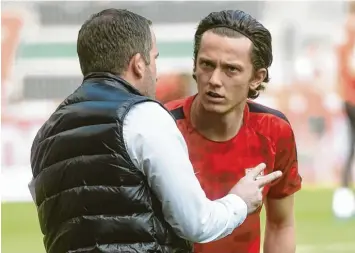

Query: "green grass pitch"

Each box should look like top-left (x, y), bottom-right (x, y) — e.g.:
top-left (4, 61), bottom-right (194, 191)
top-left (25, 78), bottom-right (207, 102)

top-left (2, 188), bottom-right (355, 253)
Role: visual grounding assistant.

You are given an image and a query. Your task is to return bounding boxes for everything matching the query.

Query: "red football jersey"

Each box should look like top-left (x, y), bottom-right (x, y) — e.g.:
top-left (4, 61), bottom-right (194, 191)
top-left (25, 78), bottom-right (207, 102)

top-left (165, 95), bottom-right (302, 253)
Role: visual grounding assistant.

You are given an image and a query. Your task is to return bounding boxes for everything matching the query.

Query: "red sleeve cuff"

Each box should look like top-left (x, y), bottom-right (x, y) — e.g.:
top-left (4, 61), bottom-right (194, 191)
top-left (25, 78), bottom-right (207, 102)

top-left (267, 181), bottom-right (302, 199)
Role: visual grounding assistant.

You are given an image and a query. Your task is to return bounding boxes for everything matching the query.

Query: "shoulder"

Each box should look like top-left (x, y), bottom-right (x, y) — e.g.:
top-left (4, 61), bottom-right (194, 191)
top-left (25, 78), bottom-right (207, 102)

top-left (125, 101), bottom-right (177, 131)
top-left (123, 101), bottom-right (184, 156)
top-left (123, 101), bottom-right (176, 140)
top-left (164, 96), bottom-right (191, 121)
top-left (164, 97), bottom-right (189, 110)
top-left (248, 101), bottom-right (289, 123)
top-left (247, 101), bottom-right (294, 140)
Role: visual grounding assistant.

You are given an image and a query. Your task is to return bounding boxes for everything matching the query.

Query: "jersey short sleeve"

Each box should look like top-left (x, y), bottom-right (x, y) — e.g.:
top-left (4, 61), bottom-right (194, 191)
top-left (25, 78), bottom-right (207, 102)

top-left (267, 121), bottom-right (302, 199)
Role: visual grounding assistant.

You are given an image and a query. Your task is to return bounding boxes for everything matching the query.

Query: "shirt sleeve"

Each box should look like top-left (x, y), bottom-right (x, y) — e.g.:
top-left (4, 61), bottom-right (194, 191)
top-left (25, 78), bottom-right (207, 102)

top-left (268, 121), bottom-right (302, 199)
top-left (122, 101), bottom-right (248, 243)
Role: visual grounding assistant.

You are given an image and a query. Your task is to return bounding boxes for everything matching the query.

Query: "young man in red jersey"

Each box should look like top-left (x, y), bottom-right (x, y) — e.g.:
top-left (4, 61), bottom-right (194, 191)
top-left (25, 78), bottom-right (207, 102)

top-left (165, 10), bottom-right (302, 253)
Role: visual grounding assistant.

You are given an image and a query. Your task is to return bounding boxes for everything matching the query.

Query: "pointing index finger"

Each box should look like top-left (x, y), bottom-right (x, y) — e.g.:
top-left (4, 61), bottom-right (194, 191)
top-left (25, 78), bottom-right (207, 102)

top-left (248, 163), bottom-right (266, 179)
top-left (256, 171), bottom-right (282, 188)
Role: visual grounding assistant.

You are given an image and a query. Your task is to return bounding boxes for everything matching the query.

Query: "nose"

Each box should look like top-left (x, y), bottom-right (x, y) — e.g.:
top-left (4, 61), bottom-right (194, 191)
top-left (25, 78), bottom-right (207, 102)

top-left (208, 69), bottom-right (222, 87)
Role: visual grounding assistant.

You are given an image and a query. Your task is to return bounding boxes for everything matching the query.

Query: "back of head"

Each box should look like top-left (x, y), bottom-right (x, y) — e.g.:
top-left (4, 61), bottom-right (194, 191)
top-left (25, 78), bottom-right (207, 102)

top-left (77, 9), bottom-right (152, 76)
top-left (194, 10), bottom-right (273, 99)
top-left (346, 2), bottom-right (355, 39)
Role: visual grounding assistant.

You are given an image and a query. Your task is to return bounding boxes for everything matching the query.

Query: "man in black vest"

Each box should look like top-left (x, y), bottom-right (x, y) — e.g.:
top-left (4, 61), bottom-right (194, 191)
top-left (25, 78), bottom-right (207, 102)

top-left (29, 9), bottom-right (282, 253)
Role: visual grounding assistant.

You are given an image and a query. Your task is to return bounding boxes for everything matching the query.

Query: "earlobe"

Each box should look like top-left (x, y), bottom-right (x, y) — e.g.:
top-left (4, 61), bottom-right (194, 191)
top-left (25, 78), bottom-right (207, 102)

top-left (250, 81), bottom-right (261, 90)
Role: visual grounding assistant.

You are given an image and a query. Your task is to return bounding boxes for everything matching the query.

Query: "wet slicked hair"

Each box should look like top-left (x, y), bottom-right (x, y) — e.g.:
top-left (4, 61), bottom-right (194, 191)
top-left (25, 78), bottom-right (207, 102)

top-left (194, 10), bottom-right (273, 99)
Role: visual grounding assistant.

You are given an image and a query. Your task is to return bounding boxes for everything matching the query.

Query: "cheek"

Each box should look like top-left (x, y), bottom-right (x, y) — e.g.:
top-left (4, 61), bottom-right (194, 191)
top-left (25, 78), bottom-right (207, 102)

top-left (150, 60), bottom-right (157, 76)
top-left (196, 69), bottom-right (211, 83)
top-left (195, 73), bottom-right (209, 90)
top-left (226, 76), bottom-right (249, 98)
top-left (152, 65), bottom-right (157, 76)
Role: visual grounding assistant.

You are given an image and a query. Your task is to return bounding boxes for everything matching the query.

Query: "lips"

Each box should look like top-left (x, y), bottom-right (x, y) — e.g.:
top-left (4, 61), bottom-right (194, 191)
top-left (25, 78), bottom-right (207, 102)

top-left (206, 91), bottom-right (224, 98)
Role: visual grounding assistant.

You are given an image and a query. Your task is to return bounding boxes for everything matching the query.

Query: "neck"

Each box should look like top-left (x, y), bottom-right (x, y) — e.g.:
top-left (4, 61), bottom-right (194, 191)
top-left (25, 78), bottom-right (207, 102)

top-left (119, 72), bottom-right (145, 94)
top-left (191, 95), bottom-right (246, 142)
top-left (120, 72), bottom-right (137, 87)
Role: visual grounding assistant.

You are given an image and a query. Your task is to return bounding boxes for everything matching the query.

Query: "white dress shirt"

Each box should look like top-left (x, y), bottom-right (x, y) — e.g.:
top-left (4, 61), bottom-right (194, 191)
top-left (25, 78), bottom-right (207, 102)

top-left (123, 101), bottom-right (248, 243)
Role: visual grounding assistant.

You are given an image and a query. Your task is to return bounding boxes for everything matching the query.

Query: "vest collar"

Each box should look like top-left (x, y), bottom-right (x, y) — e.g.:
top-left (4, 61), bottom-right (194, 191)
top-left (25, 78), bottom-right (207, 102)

top-left (83, 72), bottom-right (143, 96)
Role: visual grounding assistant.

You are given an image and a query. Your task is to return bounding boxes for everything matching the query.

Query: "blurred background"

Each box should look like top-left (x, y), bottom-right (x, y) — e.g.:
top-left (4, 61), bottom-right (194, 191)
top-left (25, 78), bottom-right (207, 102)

top-left (1, 1), bottom-right (355, 252)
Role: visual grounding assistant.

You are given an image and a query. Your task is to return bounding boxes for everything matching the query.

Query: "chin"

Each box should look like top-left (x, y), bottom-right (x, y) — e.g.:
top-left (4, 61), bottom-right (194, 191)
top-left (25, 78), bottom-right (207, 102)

top-left (201, 101), bottom-right (230, 114)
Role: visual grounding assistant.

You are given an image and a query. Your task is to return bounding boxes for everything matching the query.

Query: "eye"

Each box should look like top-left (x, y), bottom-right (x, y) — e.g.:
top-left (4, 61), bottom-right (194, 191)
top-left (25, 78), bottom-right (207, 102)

top-left (200, 60), bottom-right (214, 68)
top-left (227, 66), bottom-right (239, 73)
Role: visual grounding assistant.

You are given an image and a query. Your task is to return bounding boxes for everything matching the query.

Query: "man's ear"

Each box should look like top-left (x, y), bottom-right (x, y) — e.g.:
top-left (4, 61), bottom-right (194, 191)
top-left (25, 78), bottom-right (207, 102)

top-left (249, 68), bottom-right (267, 90)
top-left (131, 53), bottom-right (145, 78)
top-left (192, 65), bottom-right (196, 81)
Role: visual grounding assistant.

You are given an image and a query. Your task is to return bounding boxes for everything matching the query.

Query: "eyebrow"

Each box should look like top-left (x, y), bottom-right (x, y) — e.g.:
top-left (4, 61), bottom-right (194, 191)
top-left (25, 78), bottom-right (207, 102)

top-left (199, 57), bottom-right (243, 68)
top-left (224, 62), bottom-right (243, 69)
top-left (199, 56), bottom-right (212, 62)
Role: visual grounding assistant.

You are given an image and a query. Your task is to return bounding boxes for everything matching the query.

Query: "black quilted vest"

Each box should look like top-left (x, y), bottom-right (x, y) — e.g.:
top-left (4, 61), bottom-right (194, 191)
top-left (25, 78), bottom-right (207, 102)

top-left (30, 73), bottom-right (193, 253)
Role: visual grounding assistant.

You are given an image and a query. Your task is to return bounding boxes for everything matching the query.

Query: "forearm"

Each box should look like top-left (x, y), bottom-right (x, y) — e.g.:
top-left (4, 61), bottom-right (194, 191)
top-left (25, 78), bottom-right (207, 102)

top-left (179, 194), bottom-right (247, 243)
top-left (263, 222), bottom-right (295, 253)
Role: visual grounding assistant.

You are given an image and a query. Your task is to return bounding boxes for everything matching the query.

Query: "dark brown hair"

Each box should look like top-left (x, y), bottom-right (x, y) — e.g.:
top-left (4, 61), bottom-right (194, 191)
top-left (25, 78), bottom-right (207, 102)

top-left (194, 10), bottom-right (273, 99)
